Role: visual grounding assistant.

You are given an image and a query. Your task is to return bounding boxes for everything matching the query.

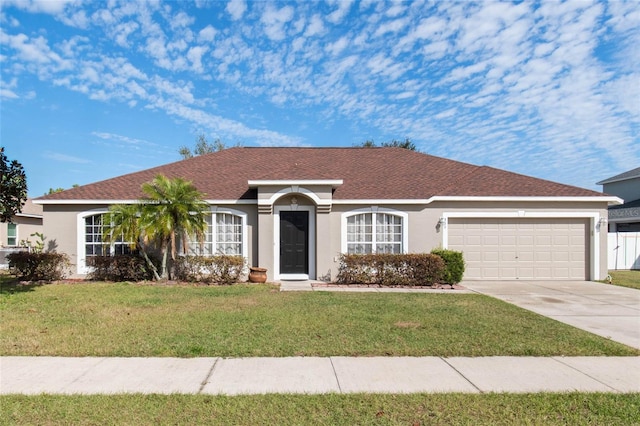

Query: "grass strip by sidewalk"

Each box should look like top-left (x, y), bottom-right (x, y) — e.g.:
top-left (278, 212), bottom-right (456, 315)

top-left (1, 281), bottom-right (637, 357)
top-left (2, 393), bottom-right (639, 425)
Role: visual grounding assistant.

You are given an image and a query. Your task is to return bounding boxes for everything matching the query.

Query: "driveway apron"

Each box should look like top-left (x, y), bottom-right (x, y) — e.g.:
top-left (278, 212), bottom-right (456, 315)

top-left (461, 280), bottom-right (640, 350)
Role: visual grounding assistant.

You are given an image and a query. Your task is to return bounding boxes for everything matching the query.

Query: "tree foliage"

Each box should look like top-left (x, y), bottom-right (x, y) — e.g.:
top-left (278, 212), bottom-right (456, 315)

top-left (103, 175), bottom-right (209, 279)
top-left (46, 184), bottom-right (79, 195)
top-left (356, 138), bottom-right (417, 151)
top-left (179, 134), bottom-right (228, 159)
top-left (0, 147), bottom-right (28, 223)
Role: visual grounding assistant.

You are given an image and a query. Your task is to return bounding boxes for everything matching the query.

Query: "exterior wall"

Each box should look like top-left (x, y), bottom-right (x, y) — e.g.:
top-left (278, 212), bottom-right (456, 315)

top-left (603, 178), bottom-right (640, 203)
top-left (42, 204), bottom-right (110, 277)
top-left (40, 198), bottom-right (611, 282)
top-left (42, 203), bottom-right (259, 278)
top-left (0, 216), bottom-right (43, 248)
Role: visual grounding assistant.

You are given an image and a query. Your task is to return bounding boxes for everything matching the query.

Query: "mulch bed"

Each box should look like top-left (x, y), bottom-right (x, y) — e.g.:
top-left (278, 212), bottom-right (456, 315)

top-left (312, 283), bottom-right (466, 290)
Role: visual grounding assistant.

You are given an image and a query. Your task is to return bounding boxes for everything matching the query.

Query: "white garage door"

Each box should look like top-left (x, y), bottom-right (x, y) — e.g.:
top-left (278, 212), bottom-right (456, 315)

top-left (448, 218), bottom-right (589, 280)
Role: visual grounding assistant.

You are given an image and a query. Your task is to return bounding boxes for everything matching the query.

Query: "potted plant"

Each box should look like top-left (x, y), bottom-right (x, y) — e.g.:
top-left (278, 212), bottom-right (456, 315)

top-left (249, 267), bottom-right (267, 283)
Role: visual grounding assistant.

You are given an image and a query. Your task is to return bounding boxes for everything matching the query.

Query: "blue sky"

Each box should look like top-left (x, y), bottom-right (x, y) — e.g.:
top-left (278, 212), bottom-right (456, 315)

top-left (1, 0), bottom-right (638, 197)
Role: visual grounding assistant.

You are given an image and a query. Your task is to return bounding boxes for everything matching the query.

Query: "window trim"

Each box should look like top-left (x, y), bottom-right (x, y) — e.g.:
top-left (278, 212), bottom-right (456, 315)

top-left (77, 209), bottom-right (108, 275)
top-left (341, 207), bottom-right (408, 254)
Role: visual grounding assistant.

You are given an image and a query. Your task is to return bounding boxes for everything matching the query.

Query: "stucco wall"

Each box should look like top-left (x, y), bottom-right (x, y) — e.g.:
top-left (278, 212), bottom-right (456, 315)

top-left (42, 203), bottom-right (259, 278)
top-left (0, 216), bottom-right (43, 248)
top-left (41, 198), bottom-right (611, 282)
top-left (603, 178), bottom-right (640, 203)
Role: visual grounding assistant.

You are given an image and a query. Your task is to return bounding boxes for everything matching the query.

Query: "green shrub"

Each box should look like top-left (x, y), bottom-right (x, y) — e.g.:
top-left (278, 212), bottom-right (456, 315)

top-left (173, 255), bottom-right (246, 285)
top-left (87, 255), bottom-right (158, 282)
top-left (336, 253), bottom-right (445, 286)
top-left (430, 249), bottom-right (465, 284)
top-left (7, 251), bottom-right (70, 282)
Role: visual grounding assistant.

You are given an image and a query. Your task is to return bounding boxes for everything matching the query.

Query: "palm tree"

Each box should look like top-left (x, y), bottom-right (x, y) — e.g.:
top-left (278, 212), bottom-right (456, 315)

top-left (102, 203), bottom-right (161, 281)
top-left (140, 174), bottom-right (209, 279)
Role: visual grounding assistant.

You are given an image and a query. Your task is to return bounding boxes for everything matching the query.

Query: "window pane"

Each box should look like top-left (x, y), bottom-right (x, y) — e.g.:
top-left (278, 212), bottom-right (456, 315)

top-left (347, 214), bottom-right (373, 254)
top-left (374, 213), bottom-right (402, 253)
top-left (216, 213), bottom-right (242, 255)
top-left (7, 223), bottom-right (17, 245)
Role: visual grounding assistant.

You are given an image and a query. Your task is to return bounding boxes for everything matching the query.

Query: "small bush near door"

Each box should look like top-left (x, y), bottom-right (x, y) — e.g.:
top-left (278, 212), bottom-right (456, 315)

top-left (336, 253), bottom-right (445, 286)
top-left (431, 249), bottom-right (465, 284)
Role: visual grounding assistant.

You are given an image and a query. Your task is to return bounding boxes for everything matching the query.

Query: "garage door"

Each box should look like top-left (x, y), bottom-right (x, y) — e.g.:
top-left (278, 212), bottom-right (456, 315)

top-left (448, 218), bottom-right (589, 280)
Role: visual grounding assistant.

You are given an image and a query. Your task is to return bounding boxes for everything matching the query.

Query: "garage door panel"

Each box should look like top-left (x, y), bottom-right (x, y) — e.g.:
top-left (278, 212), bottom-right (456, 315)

top-left (448, 218), bottom-right (588, 281)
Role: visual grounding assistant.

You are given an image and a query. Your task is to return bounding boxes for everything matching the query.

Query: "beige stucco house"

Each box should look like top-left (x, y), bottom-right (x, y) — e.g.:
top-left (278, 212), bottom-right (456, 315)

top-left (597, 167), bottom-right (640, 233)
top-left (35, 147), bottom-right (620, 281)
top-left (0, 199), bottom-right (44, 267)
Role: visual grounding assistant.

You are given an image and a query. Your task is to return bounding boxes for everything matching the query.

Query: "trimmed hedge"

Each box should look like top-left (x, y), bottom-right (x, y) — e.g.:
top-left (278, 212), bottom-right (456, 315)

top-left (7, 252), bottom-right (70, 282)
top-left (87, 255), bottom-right (158, 282)
top-left (430, 249), bottom-right (465, 284)
top-left (173, 255), bottom-right (246, 285)
top-left (336, 253), bottom-right (445, 286)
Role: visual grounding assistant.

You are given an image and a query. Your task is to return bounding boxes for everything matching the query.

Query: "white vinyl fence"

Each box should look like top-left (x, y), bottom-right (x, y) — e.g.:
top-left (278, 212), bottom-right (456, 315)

top-left (608, 232), bottom-right (640, 270)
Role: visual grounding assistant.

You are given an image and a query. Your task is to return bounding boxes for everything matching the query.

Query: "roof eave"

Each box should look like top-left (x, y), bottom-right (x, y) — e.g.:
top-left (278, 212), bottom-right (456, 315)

top-left (33, 195), bottom-right (623, 206)
top-left (597, 174), bottom-right (640, 185)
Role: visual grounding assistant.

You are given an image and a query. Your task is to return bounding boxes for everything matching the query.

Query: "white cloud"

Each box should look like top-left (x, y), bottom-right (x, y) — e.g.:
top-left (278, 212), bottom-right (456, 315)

top-left (1, 0), bottom-right (636, 189)
top-left (325, 36), bottom-right (349, 56)
top-left (0, 88), bottom-right (19, 99)
top-left (261, 4), bottom-right (294, 41)
top-left (198, 25), bottom-right (217, 42)
top-left (374, 17), bottom-right (408, 37)
top-left (4, 0), bottom-right (77, 15)
top-left (326, 0), bottom-right (354, 24)
top-left (187, 45), bottom-right (208, 73)
top-left (226, 0), bottom-right (246, 21)
top-left (170, 11), bottom-right (194, 30)
top-left (304, 14), bottom-right (325, 37)
top-left (92, 132), bottom-right (157, 147)
top-left (44, 151), bottom-right (90, 164)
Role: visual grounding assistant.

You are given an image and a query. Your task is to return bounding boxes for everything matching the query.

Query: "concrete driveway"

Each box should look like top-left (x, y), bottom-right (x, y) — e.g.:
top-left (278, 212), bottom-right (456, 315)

top-left (461, 280), bottom-right (640, 350)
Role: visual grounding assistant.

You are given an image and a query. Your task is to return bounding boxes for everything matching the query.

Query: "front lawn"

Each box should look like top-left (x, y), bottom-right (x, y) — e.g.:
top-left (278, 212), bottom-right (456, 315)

top-left (1, 280), bottom-right (636, 357)
top-left (606, 270), bottom-right (640, 290)
top-left (2, 393), bottom-right (639, 425)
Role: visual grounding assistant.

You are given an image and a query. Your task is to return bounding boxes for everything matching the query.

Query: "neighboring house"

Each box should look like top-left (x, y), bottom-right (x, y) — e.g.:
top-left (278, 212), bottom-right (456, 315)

top-left (597, 167), bottom-right (640, 233)
top-left (0, 199), bottom-right (44, 267)
top-left (34, 147), bottom-right (620, 281)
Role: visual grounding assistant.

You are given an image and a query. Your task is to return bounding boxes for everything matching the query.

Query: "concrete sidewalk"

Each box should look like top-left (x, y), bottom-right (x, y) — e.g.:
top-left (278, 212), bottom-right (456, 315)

top-left (2, 356), bottom-right (639, 395)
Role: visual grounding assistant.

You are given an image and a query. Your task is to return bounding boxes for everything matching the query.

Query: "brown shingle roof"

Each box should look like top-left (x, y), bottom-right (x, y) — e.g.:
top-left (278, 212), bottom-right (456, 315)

top-left (36, 147), bottom-right (603, 201)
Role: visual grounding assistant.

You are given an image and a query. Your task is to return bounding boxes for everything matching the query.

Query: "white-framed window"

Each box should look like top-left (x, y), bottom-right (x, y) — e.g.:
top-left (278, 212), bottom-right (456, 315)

top-left (343, 208), bottom-right (407, 254)
top-left (7, 223), bottom-right (17, 246)
top-left (84, 214), bottom-right (133, 259)
top-left (188, 210), bottom-right (245, 257)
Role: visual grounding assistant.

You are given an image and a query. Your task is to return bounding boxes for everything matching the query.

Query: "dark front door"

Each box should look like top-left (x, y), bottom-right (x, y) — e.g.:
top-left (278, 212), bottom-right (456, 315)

top-left (280, 211), bottom-right (309, 275)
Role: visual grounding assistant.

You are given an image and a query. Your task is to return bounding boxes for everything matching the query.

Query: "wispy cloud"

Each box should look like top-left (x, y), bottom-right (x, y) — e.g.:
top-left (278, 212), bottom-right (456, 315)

top-left (44, 151), bottom-right (91, 164)
top-left (0, 0), bottom-right (638, 189)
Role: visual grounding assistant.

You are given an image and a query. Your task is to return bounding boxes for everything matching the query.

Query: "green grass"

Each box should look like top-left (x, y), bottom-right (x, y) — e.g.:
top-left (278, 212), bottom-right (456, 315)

top-left (1, 280), bottom-right (637, 357)
top-left (1, 393), bottom-right (639, 425)
top-left (606, 270), bottom-right (640, 290)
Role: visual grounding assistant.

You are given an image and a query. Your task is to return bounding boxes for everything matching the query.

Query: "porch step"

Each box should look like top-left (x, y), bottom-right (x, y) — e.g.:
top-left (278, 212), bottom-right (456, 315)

top-left (278, 280), bottom-right (314, 291)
